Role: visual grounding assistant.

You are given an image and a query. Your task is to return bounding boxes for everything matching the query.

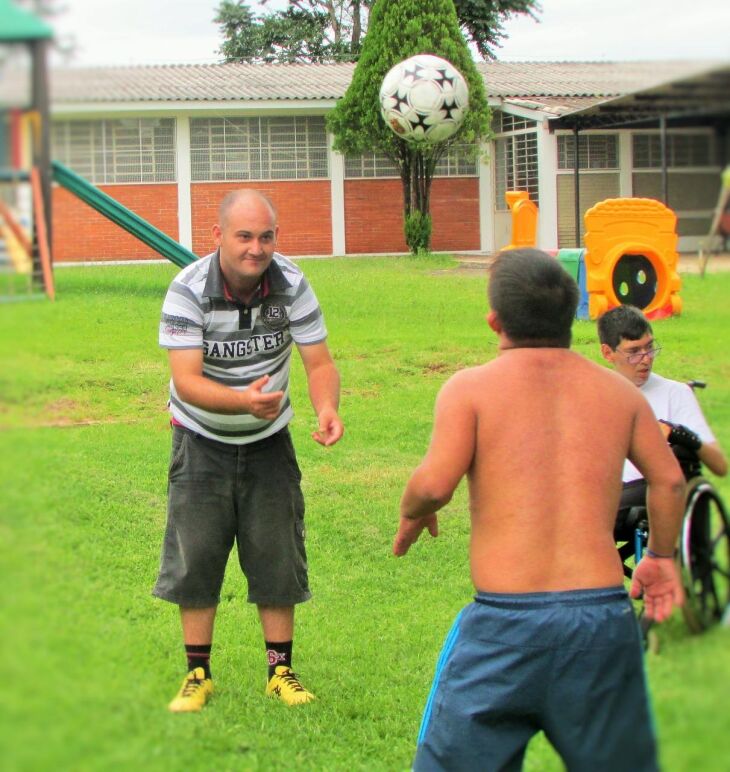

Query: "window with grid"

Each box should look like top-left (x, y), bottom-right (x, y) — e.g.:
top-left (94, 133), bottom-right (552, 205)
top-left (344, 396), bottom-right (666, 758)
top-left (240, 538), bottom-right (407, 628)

top-left (557, 134), bottom-right (618, 170)
top-left (344, 145), bottom-right (478, 178)
top-left (51, 119), bottom-right (175, 183)
top-left (632, 133), bottom-right (714, 168)
top-left (492, 113), bottom-right (537, 134)
top-left (494, 132), bottom-right (539, 211)
top-left (190, 117), bottom-right (328, 181)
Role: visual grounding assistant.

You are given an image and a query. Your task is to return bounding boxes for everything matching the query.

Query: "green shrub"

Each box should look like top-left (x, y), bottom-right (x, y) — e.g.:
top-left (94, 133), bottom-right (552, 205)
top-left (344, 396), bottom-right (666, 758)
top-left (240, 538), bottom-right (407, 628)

top-left (405, 210), bottom-right (433, 255)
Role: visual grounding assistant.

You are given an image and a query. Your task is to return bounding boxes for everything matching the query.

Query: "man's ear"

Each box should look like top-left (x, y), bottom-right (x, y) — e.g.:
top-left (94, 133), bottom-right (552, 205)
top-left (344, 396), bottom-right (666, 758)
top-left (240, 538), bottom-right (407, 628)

top-left (212, 224), bottom-right (222, 245)
top-left (486, 310), bottom-right (501, 333)
top-left (600, 343), bottom-right (615, 363)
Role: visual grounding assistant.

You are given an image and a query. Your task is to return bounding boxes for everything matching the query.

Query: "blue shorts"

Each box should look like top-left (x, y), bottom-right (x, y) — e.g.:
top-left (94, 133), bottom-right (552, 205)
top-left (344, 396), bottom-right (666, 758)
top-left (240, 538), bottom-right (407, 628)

top-left (414, 587), bottom-right (657, 772)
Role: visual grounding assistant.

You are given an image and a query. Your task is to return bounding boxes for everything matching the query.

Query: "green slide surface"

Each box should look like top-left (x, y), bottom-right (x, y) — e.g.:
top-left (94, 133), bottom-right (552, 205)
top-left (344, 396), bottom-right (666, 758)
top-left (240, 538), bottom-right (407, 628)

top-left (52, 161), bottom-right (197, 268)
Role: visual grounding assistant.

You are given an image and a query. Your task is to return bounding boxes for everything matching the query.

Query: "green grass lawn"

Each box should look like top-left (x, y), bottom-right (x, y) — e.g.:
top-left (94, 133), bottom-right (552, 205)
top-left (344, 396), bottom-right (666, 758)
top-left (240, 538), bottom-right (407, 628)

top-left (1, 257), bottom-right (729, 771)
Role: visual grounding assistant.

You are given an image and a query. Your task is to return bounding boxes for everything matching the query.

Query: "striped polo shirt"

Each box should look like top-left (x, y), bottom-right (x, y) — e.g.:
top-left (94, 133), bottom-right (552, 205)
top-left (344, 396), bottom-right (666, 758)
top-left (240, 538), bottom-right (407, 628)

top-left (159, 250), bottom-right (327, 444)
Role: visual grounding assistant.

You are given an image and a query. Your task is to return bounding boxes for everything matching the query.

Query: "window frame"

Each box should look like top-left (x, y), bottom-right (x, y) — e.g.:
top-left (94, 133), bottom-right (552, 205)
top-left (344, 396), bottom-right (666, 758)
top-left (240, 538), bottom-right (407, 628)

top-left (343, 145), bottom-right (479, 180)
top-left (189, 115), bottom-right (329, 182)
top-left (631, 129), bottom-right (718, 171)
top-left (556, 132), bottom-right (620, 172)
top-left (51, 118), bottom-right (176, 185)
top-left (493, 121), bottom-right (539, 212)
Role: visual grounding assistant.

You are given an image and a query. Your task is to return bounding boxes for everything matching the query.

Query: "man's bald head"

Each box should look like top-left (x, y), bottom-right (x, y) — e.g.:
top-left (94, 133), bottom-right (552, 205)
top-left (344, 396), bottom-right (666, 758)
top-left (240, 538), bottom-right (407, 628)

top-left (218, 189), bottom-right (278, 230)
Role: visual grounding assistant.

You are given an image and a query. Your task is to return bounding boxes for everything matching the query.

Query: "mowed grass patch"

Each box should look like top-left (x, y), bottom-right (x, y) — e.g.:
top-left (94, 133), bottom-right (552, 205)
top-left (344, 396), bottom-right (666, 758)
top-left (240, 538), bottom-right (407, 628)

top-left (1, 258), bottom-right (728, 771)
top-left (0, 263), bottom-right (176, 429)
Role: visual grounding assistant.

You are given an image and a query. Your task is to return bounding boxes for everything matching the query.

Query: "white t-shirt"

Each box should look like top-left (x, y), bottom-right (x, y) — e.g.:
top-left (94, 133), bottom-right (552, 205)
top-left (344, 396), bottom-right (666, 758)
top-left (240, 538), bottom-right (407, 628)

top-left (624, 372), bottom-right (716, 483)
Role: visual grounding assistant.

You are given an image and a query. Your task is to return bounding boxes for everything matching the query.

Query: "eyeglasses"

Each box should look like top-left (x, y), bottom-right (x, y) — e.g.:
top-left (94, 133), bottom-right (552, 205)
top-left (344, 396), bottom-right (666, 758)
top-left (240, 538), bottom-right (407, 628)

top-left (616, 345), bottom-right (662, 365)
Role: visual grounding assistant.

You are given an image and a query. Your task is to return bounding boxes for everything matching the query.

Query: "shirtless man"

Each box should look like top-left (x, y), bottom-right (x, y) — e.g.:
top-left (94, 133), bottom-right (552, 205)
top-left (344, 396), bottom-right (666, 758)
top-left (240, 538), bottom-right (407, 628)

top-left (393, 249), bottom-right (686, 772)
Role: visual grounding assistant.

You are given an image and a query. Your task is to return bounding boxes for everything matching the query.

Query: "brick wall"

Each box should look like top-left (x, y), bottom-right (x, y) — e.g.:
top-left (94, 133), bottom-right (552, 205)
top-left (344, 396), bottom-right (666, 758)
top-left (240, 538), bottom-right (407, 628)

top-left (191, 181), bottom-right (332, 257)
top-left (51, 177), bottom-right (478, 261)
top-left (344, 177), bottom-right (480, 254)
top-left (344, 179), bottom-right (408, 254)
top-left (52, 184), bottom-right (178, 262)
top-left (430, 178), bottom-right (481, 252)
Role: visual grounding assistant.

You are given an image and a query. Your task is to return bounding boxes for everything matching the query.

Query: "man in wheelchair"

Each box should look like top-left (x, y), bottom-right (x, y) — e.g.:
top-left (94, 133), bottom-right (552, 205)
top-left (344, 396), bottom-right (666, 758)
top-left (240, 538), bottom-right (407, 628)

top-left (599, 305), bottom-right (729, 632)
top-left (598, 305), bottom-right (727, 521)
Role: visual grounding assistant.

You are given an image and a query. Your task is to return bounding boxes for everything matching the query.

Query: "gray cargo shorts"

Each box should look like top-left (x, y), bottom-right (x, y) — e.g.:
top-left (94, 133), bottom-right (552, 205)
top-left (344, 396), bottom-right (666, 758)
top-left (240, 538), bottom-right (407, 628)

top-left (152, 425), bottom-right (310, 608)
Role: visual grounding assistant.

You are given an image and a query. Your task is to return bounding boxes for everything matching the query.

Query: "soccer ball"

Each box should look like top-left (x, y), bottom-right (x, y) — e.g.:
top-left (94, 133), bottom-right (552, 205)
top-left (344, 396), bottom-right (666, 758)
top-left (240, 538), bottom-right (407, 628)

top-left (379, 54), bottom-right (469, 143)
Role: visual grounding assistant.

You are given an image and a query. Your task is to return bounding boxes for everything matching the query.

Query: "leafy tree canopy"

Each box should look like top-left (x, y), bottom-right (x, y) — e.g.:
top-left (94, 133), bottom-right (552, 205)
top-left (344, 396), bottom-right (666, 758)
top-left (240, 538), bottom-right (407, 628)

top-left (327, 0), bottom-right (492, 253)
top-left (453, 0), bottom-right (540, 60)
top-left (215, 0), bottom-right (372, 63)
top-left (326, 0), bottom-right (490, 159)
top-left (215, 0), bottom-right (539, 63)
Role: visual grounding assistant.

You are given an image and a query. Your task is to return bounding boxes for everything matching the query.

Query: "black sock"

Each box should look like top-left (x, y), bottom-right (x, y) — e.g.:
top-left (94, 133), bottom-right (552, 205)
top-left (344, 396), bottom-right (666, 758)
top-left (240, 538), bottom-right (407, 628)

top-left (265, 640), bottom-right (292, 678)
top-left (185, 644), bottom-right (212, 679)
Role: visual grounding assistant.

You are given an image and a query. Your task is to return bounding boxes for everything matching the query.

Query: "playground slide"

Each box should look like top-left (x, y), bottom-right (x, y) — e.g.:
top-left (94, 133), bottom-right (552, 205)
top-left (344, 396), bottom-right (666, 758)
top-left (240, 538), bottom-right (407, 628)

top-left (51, 161), bottom-right (197, 269)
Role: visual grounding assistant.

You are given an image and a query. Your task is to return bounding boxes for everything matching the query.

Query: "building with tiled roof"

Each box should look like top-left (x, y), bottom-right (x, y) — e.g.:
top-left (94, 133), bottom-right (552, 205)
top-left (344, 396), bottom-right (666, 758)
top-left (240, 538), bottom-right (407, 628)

top-left (50, 60), bottom-right (712, 105)
top-left (51, 62), bottom-right (357, 104)
top-left (22, 59), bottom-right (730, 259)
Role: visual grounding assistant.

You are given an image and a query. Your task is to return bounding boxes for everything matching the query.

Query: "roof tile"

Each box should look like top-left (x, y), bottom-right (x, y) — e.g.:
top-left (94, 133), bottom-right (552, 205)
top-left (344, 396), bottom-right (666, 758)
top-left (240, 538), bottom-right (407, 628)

top-left (50, 59), bottom-right (720, 105)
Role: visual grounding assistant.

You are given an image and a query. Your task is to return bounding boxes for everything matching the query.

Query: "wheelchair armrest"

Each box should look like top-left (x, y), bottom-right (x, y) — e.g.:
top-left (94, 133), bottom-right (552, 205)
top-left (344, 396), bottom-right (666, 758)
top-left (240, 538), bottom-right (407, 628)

top-left (629, 507), bottom-right (648, 530)
top-left (614, 505), bottom-right (648, 541)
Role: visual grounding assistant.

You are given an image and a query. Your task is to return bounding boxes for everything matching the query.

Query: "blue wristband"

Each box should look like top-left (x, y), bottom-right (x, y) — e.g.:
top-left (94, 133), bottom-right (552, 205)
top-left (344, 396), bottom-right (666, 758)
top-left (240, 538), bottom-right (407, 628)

top-left (646, 548), bottom-right (677, 559)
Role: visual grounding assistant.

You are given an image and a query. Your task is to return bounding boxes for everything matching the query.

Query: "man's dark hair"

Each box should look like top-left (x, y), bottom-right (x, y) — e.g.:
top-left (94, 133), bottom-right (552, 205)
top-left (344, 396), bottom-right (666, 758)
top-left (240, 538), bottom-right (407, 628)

top-left (488, 249), bottom-right (579, 347)
top-left (597, 305), bottom-right (653, 349)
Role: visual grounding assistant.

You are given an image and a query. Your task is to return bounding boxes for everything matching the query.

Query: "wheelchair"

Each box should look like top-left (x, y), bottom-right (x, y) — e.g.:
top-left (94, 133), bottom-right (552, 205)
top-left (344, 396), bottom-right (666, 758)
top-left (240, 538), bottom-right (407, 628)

top-left (615, 383), bottom-right (730, 637)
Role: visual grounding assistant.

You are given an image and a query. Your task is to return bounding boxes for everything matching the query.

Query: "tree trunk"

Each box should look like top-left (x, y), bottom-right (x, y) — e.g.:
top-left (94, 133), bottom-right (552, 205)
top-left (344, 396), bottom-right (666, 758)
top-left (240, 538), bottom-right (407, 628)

top-left (407, 151), bottom-right (437, 217)
top-left (400, 146), bottom-right (435, 253)
top-left (323, 1), bottom-right (340, 44)
top-left (352, 0), bottom-right (362, 53)
top-left (400, 144), bottom-right (413, 216)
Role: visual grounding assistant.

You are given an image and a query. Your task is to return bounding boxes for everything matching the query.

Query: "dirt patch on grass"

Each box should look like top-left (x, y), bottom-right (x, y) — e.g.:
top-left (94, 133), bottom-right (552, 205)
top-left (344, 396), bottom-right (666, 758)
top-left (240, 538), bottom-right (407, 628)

top-left (37, 417), bottom-right (140, 428)
top-left (341, 386), bottom-right (381, 398)
top-left (422, 362), bottom-right (451, 374)
top-left (2, 398), bottom-right (151, 429)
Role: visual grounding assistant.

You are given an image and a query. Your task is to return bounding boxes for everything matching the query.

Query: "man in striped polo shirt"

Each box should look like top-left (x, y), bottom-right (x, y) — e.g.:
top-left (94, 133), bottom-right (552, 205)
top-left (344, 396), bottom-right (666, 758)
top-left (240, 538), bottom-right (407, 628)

top-left (154, 189), bottom-right (343, 712)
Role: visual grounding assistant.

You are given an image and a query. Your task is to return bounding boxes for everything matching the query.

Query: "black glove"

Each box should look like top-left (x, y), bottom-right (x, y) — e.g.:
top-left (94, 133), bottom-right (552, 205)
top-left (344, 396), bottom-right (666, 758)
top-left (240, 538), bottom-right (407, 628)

top-left (660, 420), bottom-right (702, 452)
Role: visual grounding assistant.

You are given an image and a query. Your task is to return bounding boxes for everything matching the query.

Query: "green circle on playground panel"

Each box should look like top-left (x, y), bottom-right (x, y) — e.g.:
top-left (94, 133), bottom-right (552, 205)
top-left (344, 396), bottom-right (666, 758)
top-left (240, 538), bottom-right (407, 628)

top-left (612, 253), bottom-right (657, 309)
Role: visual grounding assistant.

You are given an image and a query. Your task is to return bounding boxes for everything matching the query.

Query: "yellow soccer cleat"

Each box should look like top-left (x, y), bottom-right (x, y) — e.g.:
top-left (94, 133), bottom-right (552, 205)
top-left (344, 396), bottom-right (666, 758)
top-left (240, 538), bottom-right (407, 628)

top-left (265, 666), bottom-right (315, 706)
top-left (168, 667), bottom-right (214, 713)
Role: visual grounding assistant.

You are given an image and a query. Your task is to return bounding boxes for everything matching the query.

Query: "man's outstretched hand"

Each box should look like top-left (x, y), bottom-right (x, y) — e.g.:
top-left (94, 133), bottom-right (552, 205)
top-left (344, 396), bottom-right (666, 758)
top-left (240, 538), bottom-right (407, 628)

top-left (393, 514), bottom-right (439, 556)
top-left (311, 406), bottom-right (344, 446)
top-left (630, 555), bottom-right (685, 622)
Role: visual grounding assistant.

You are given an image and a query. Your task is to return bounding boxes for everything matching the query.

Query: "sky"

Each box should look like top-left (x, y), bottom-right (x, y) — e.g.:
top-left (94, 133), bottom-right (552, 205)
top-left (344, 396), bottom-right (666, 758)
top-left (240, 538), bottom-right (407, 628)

top-left (39, 0), bottom-right (730, 68)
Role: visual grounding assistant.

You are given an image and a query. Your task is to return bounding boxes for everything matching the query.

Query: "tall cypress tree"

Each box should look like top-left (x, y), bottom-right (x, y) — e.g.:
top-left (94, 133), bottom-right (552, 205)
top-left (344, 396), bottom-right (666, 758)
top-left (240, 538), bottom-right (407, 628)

top-left (327, 0), bottom-right (490, 253)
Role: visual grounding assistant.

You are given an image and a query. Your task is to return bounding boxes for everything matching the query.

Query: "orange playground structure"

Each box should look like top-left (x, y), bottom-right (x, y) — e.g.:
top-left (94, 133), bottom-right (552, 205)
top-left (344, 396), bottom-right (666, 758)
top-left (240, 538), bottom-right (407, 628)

top-left (503, 191), bottom-right (539, 252)
top-left (583, 198), bottom-right (681, 320)
top-left (501, 192), bottom-right (682, 320)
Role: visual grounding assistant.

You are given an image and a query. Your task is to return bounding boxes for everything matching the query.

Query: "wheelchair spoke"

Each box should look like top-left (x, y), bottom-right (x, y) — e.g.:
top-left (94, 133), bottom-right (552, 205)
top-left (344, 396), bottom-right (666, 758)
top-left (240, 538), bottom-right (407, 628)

top-left (711, 564), bottom-right (730, 580)
top-left (711, 528), bottom-right (729, 550)
top-left (679, 481), bottom-right (730, 632)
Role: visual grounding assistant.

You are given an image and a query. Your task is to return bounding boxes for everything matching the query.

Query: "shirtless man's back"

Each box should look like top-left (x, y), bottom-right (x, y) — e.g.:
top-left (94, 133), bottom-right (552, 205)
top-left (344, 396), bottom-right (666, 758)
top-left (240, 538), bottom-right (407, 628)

top-left (394, 249), bottom-right (685, 772)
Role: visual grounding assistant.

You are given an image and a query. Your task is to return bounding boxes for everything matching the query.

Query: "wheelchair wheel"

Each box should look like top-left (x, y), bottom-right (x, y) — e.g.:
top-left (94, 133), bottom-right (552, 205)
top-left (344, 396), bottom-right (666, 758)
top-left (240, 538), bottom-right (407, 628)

top-left (679, 478), bottom-right (730, 633)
